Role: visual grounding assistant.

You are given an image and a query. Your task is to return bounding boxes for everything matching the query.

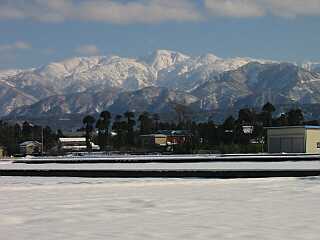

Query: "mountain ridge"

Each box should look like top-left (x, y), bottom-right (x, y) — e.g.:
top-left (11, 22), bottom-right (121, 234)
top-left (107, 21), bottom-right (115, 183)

top-left (2, 49), bottom-right (320, 122)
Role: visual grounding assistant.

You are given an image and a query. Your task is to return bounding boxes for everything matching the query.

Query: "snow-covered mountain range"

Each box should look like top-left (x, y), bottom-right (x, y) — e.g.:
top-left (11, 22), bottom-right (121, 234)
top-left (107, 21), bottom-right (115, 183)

top-left (2, 49), bottom-right (320, 121)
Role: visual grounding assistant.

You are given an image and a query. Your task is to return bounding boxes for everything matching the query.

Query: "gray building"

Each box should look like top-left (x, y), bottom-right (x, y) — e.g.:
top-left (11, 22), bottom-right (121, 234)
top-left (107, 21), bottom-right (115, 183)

top-left (267, 126), bottom-right (320, 154)
top-left (19, 141), bottom-right (42, 155)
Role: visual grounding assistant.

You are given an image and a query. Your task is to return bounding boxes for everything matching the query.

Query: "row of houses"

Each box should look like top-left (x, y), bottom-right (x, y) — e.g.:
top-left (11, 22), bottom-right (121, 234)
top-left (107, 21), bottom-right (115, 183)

top-left (141, 127), bottom-right (320, 154)
top-left (2, 126), bottom-right (320, 156)
top-left (16, 138), bottom-right (99, 155)
top-left (10, 130), bottom-right (192, 156)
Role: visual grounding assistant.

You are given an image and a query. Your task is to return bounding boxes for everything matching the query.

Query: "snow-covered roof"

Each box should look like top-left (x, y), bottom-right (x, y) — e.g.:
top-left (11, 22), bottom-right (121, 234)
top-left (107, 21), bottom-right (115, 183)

top-left (266, 126), bottom-right (320, 130)
top-left (59, 138), bottom-right (86, 142)
top-left (20, 141), bottom-right (41, 146)
top-left (140, 134), bottom-right (167, 137)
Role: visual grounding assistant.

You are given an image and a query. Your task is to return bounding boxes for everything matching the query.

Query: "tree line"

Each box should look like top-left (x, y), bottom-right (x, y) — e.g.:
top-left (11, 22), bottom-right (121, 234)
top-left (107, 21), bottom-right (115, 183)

top-left (82, 103), bottom-right (312, 153)
top-left (0, 102), bottom-right (315, 155)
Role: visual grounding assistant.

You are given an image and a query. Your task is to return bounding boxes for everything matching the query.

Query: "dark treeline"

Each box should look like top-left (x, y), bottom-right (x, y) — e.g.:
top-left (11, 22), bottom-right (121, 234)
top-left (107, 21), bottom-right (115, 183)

top-left (0, 121), bottom-right (57, 155)
top-left (0, 102), bottom-right (316, 155)
top-left (83, 102), bottom-right (314, 153)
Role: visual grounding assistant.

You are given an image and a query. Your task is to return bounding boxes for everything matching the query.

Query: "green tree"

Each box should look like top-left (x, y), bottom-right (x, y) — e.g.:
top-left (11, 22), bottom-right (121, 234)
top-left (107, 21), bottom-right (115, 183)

top-left (261, 102), bottom-right (276, 127)
top-left (82, 115), bottom-right (96, 151)
top-left (238, 108), bottom-right (256, 125)
top-left (101, 111), bottom-right (111, 148)
top-left (96, 111), bottom-right (111, 150)
top-left (287, 109), bottom-right (304, 126)
top-left (112, 114), bottom-right (126, 148)
top-left (0, 121), bottom-right (16, 154)
top-left (13, 124), bottom-right (22, 151)
top-left (138, 112), bottom-right (153, 134)
top-left (173, 103), bottom-right (189, 124)
top-left (221, 116), bottom-right (236, 144)
top-left (124, 111), bottom-right (136, 145)
top-left (96, 118), bottom-right (104, 150)
top-left (262, 102), bottom-right (276, 114)
top-left (153, 113), bottom-right (160, 132)
top-left (22, 121), bottom-right (32, 141)
top-left (277, 113), bottom-right (289, 126)
top-left (43, 126), bottom-right (58, 152)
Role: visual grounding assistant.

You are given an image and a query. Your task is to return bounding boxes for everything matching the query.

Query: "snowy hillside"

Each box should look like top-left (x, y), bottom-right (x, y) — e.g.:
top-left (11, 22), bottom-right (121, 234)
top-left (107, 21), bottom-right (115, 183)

top-left (0, 50), bottom-right (264, 116)
top-left (193, 62), bottom-right (320, 110)
top-left (302, 62), bottom-right (320, 73)
top-left (2, 49), bottom-right (320, 118)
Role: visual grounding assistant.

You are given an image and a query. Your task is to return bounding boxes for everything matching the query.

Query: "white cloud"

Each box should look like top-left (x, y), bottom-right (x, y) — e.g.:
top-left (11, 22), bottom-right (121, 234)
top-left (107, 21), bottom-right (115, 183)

top-left (0, 41), bottom-right (31, 52)
top-left (0, 0), bottom-right (202, 24)
top-left (204, 0), bottom-right (264, 18)
top-left (264, 0), bottom-right (320, 18)
top-left (204, 0), bottom-right (320, 18)
top-left (1, 0), bottom-right (320, 22)
top-left (75, 45), bottom-right (100, 56)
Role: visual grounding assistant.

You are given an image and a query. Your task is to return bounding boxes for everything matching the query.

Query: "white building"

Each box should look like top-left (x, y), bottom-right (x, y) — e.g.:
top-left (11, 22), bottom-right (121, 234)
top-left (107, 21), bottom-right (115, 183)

top-left (59, 137), bottom-right (100, 152)
top-left (267, 126), bottom-right (320, 154)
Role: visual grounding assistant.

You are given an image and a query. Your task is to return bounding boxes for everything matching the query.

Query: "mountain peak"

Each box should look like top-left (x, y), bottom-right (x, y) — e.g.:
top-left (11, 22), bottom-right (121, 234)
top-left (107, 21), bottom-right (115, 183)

top-left (197, 53), bottom-right (220, 64)
top-left (2, 49), bottom-right (320, 120)
top-left (143, 49), bottom-right (190, 71)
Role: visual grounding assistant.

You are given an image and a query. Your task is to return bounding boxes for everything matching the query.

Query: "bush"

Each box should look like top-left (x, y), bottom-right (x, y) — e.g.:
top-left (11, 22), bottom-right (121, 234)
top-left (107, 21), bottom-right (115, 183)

top-left (218, 144), bottom-right (264, 154)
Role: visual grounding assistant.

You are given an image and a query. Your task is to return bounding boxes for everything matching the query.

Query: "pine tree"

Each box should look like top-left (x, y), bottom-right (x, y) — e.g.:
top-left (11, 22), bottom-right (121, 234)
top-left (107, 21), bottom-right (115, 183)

top-left (82, 115), bottom-right (96, 151)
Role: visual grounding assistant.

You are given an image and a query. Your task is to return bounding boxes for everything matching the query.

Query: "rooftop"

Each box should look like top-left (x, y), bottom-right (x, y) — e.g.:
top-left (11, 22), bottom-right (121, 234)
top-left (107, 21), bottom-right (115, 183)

top-left (20, 141), bottom-right (41, 146)
top-left (157, 130), bottom-right (192, 136)
top-left (59, 138), bottom-right (86, 142)
top-left (266, 125), bottom-right (320, 129)
top-left (140, 134), bottom-right (167, 137)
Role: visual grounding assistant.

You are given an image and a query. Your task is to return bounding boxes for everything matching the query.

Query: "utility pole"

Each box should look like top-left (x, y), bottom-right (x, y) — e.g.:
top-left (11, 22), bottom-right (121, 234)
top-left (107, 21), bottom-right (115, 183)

top-left (41, 126), bottom-right (44, 155)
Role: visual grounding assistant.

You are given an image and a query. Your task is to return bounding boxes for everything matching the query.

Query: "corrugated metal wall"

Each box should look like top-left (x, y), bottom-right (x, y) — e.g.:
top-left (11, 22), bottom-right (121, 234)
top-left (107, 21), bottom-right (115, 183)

top-left (269, 137), bottom-right (304, 153)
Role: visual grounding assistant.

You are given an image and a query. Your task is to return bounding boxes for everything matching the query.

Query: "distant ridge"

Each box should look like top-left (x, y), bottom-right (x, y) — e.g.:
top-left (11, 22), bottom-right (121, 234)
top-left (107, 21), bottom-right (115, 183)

top-left (2, 49), bottom-right (320, 122)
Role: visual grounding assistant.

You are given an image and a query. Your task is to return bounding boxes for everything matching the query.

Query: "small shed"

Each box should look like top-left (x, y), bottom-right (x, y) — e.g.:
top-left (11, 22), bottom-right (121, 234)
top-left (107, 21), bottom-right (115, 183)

top-left (267, 126), bottom-right (320, 154)
top-left (19, 141), bottom-right (42, 155)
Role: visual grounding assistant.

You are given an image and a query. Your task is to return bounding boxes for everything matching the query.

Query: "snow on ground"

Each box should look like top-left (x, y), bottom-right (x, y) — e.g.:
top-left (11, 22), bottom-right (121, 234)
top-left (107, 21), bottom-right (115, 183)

top-left (1, 161), bottom-right (320, 170)
top-left (8, 153), bottom-right (320, 162)
top-left (0, 177), bottom-right (320, 240)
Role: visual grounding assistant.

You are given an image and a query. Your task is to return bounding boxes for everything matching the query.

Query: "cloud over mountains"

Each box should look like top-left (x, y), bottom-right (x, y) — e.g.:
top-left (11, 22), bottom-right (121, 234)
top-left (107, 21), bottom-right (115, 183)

top-left (204, 0), bottom-right (320, 18)
top-left (0, 0), bottom-right (202, 23)
top-left (0, 41), bottom-right (31, 52)
top-left (0, 0), bottom-right (320, 24)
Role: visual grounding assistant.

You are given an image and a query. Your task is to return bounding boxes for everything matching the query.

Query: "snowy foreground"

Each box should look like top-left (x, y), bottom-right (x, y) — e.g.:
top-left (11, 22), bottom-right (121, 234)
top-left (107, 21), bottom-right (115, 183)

top-left (2, 161), bottom-right (320, 170)
top-left (0, 177), bottom-right (320, 240)
top-left (9, 153), bottom-right (320, 163)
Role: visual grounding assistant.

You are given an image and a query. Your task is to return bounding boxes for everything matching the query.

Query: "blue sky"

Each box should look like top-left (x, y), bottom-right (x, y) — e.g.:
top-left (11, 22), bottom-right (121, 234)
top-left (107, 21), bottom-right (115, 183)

top-left (0, 0), bottom-right (320, 69)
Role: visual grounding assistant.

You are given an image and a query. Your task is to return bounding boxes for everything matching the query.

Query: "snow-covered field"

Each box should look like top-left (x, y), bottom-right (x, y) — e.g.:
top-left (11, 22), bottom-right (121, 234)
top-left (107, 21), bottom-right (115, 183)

top-left (0, 177), bottom-right (320, 240)
top-left (9, 153), bottom-right (320, 163)
top-left (1, 161), bottom-right (320, 170)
